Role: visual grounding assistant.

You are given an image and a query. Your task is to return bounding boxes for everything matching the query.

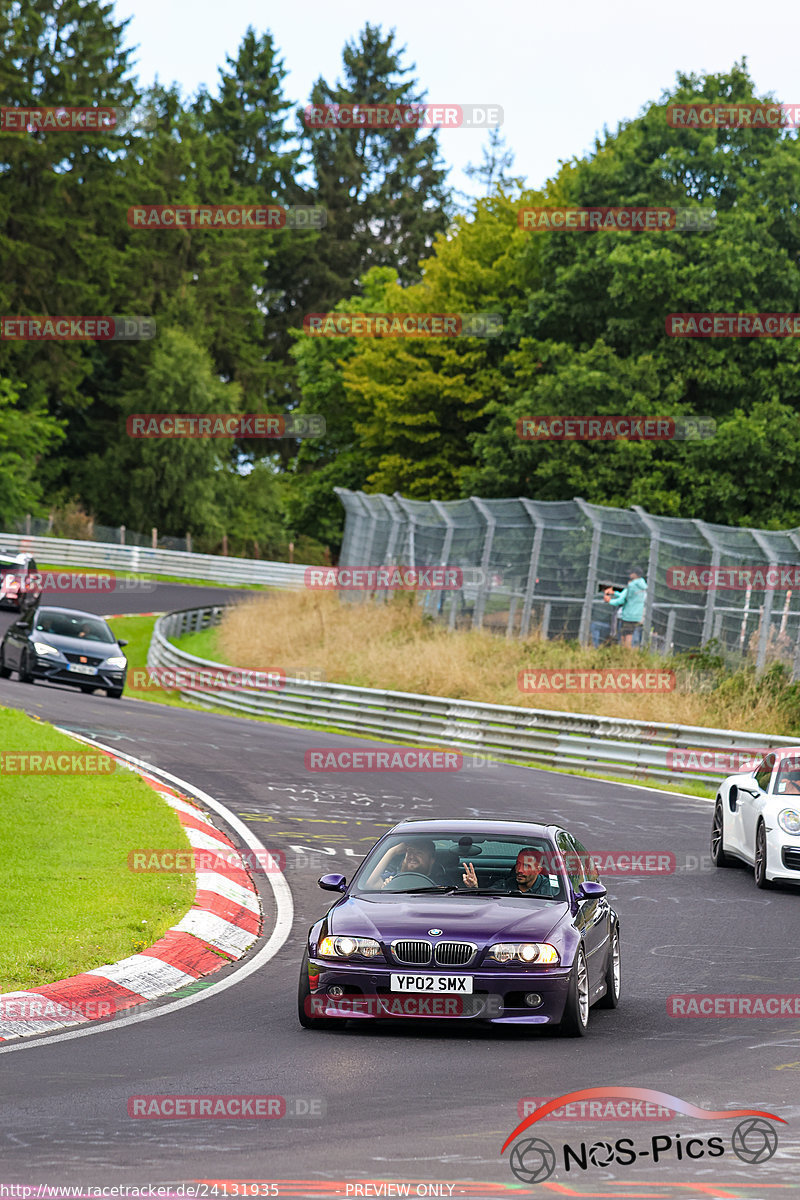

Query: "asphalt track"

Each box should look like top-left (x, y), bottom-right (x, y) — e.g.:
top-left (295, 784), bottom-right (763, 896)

top-left (1, 584), bottom-right (799, 1196)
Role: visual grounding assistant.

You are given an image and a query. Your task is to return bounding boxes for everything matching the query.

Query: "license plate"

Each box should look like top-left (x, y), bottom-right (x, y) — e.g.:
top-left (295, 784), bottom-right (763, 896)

top-left (390, 974), bottom-right (473, 994)
top-left (69, 664), bottom-right (97, 675)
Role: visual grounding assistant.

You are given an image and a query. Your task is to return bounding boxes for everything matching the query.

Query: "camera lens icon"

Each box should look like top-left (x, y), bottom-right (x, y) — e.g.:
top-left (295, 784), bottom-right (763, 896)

top-left (731, 1118), bottom-right (778, 1164)
top-left (508, 1137), bottom-right (557, 1183)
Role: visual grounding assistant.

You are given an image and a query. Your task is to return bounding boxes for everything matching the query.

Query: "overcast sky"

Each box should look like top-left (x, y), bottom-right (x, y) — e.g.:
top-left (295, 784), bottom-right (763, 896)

top-left (113, 0), bottom-right (799, 197)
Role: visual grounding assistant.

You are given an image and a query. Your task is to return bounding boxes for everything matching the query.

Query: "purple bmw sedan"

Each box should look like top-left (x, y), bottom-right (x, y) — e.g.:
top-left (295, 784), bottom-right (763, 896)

top-left (298, 818), bottom-right (620, 1036)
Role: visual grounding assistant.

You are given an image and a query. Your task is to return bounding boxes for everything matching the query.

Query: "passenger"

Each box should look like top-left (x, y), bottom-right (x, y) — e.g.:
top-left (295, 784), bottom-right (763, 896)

top-left (462, 848), bottom-right (557, 896)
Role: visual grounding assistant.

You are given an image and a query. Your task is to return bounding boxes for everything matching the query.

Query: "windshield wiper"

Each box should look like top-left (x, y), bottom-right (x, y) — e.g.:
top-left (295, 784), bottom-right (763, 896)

top-left (396, 885), bottom-right (460, 894)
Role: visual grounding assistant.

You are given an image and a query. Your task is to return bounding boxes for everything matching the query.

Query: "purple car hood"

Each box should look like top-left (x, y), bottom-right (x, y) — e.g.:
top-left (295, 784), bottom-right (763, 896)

top-left (327, 894), bottom-right (568, 945)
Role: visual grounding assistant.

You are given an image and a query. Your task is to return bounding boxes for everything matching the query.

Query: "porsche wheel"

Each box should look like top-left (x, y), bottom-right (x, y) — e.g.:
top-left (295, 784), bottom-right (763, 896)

top-left (754, 822), bottom-right (771, 889)
top-left (558, 946), bottom-right (589, 1036)
top-left (711, 801), bottom-right (732, 867)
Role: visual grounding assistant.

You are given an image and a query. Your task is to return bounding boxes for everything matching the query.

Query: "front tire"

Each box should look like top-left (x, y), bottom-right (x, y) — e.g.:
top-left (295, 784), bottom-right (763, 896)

top-left (298, 953), bottom-right (338, 1029)
top-left (108, 687), bottom-right (124, 699)
top-left (0, 646), bottom-right (10, 679)
top-left (711, 800), bottom-right (733, 867)
top-left (597, 923), bottom-right (621, 1009)
top-left (755, 822), bottom-right (771, 889)
top-left (558, 946), bottom-right (589, 1036)
top-left (18, 649), bottom-right (34, 683)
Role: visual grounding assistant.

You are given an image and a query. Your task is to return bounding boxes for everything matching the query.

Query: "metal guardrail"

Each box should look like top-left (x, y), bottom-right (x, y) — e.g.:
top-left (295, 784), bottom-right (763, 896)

top-left (0, 532), bottom-right (308, 588)
top-left (147, 606), bottom-right (800, 790)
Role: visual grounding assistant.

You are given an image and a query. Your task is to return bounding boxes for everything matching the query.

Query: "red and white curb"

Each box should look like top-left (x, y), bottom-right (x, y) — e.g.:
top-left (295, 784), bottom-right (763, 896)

top-left (0, 759), bottom-right (263, 1042)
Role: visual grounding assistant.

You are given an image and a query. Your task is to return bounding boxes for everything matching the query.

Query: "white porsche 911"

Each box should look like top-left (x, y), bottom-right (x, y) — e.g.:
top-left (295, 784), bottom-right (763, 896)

top-left (711, 748), bottom-right (800, 888)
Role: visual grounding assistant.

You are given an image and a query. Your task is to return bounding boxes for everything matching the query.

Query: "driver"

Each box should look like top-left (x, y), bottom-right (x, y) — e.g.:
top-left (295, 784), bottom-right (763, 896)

top-left (365, 838), bottom-right (444, 889)
top-left (778, 766), bottom-right (800, 795)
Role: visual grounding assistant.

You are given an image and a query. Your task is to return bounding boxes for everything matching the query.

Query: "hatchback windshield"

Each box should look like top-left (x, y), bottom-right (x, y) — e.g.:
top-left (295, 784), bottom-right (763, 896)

top-left (354, 834), bottom-right (566, 900)
top-left (34, 611), bottom-right (117, 644)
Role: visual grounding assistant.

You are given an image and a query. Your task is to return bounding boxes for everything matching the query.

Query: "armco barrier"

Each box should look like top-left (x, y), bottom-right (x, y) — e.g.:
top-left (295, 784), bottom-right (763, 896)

top-left (0, 532), bottom-right (308, 588)
top-left (147, 607), bottom-right (800, 789)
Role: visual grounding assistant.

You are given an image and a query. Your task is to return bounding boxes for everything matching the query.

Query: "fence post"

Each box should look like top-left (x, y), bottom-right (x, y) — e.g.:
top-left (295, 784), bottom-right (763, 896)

top-left (376, 494), bottom-right (403, 603)
top-left (519, 499), bottom-right (544, 640)
top-left (25, 513), bottom-right (31, 535)
top-left (431, 500), bottom-right (456, 620)
top-left (119, 525), bottom-right (126, 546)
top-left (470, 497), bottom-right (496, 630)
top-left (631, 505), bottom-right (660, 649)
top-left (151, 527), bottom-right (158, 550)
top-left (186, 532), bottom-right (192, 553)
top-left (574, 498), bottom-right (602, 647)
top-left (752, 532), bottom-right (778, 672)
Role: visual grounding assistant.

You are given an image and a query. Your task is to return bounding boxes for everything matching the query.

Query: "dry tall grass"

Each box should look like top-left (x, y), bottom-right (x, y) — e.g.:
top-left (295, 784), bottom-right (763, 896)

top-left (217, 591), bottom-right (794, 734)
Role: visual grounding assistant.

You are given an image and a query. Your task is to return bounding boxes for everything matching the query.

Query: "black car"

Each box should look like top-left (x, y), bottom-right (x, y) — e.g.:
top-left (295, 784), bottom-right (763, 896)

top-left (0, 605), bottom-right (128, 698)
top-left (0, 552), bottom-right (42, 613)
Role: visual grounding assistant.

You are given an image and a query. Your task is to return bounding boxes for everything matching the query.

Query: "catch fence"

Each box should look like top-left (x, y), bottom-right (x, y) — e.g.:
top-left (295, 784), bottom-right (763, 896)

top-left (335, 490), bottom-right (800, 676)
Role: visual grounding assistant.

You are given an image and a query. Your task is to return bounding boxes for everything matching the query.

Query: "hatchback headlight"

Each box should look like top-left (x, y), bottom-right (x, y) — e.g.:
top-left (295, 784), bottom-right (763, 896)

top-left (105, 656), bottom-right (127, 669)
top-left (488, 942), bottom-right (560, 965)
top-left (778, 808), bottom-right (800, 834)
top-left (33, 642), bottom-right (59, 657)
top-left (318, 936), bottom-right (383, 959)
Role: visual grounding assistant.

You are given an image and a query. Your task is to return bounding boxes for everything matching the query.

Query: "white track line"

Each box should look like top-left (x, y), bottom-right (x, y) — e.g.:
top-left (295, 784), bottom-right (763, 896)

top-left (0, 736), bottom-right (294, 1055)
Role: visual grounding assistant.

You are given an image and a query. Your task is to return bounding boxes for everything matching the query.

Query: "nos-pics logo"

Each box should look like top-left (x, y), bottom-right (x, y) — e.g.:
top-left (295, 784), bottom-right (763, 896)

top-left (502, 1087), bottom-right (783, 1184)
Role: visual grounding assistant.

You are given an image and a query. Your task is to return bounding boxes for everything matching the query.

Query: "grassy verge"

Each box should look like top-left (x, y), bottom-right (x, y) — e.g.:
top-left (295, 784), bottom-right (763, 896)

top-left (1, 707), bottom-right (195, 991)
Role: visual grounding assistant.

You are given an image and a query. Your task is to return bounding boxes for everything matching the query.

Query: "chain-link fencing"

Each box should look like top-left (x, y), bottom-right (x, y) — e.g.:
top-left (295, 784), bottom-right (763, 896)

top-left (335, 489), bottom-right (800, 677)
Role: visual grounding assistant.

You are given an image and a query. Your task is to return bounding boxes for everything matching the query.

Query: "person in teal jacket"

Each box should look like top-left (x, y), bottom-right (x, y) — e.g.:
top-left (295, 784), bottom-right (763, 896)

top-left (604, 568), bottom-right (647, 648)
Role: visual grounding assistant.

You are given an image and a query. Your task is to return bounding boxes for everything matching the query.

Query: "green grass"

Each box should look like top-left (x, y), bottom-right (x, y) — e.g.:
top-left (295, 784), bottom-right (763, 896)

top-left (0, 706), bottom-right (196, 991)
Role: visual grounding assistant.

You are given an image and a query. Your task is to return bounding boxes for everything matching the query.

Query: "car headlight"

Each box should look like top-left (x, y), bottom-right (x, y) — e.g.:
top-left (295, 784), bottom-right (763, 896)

top-left (318, 936), bottom-right (383, 959)
top-left (105, 656), bottom-right (127, 669)
top-left (487, 942), bottom-right (560, 965)
top-left (32, 642), bottom-right (59, 657)
top-left (778, 808), bottom-right (800, 834)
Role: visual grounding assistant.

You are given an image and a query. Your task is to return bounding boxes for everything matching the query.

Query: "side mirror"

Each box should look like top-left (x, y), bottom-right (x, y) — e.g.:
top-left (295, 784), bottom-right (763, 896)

top-left (738, 778), bottom-right (761, 797)
top-left (318, 873), bottom-right (347, 892)
top-left (117, 639), bottom-right (128, 647)
top-left (576, 880), bottom-right (607, 901)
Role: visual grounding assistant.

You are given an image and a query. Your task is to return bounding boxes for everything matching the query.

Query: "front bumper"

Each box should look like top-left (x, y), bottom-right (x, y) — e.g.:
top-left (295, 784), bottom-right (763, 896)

top-left (307, 959), bottom-right (572, 1025)
top-left (767, 826), bottom-right (800, 882)
top-left (29, 657), bottom-right (126, 691)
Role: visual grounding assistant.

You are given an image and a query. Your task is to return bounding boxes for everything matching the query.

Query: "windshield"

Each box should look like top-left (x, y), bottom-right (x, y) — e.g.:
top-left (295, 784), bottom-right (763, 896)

top-left (33, 611), bottom-right (117, 644)
top-left (353, 833), bottom-right (566, 900)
